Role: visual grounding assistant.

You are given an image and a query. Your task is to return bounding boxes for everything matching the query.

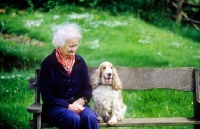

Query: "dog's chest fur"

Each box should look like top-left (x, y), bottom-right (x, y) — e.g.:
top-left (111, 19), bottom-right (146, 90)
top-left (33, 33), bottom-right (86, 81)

top-left (92, 85), bottom-right (120, 111)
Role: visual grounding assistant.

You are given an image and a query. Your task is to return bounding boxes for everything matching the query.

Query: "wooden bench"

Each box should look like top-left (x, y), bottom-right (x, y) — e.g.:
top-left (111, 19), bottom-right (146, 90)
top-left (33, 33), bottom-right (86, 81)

top-left (27, 67), bottom-right (200, 129)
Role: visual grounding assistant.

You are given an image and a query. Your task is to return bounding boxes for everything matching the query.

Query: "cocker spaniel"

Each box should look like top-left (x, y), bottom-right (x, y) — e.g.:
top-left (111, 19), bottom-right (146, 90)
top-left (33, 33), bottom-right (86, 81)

top-left (91, 61), bottom-right (127, 126)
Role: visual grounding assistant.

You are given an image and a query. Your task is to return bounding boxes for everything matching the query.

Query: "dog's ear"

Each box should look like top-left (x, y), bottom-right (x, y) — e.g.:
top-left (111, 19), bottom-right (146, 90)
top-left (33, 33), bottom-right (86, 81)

top-left (112, 68), bottom-right (122, 90)
top-left (91, 69), bottom-right (101, 89)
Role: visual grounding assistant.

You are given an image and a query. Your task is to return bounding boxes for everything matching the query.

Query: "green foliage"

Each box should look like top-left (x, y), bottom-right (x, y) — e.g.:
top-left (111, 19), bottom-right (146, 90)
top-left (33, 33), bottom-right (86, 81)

top-left (1, 0), bottom-right (199, 30)
top-left (0, 4), bottom-right (199, 69)
top-left (0, 4), bottom-right (200, 129)
top-left (0, 0), bottom-right (29, 9)
top-left (35, 0), bottom-right (69, 11)
top-left (0, 70), bottom-right (34, 128)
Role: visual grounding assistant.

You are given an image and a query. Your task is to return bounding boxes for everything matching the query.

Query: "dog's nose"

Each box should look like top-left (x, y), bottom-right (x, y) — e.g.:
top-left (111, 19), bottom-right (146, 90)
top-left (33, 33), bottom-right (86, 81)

top-left (108, 73), bottom-right (111, 76)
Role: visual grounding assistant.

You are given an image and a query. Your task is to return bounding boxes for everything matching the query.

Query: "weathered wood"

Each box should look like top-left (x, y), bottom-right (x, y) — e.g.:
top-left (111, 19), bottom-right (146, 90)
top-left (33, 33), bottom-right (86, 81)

top-left (88, 67), bottom-right (195, 91)
top-left (171, 0), bottom-right (200, 25)
top-left (165, 13), bottom-right (200, 25)
top-left (176, 0), bottom-right (184, 23)
top-left (27, 67), bottom-right (200, 129)
top-left (35, 69), bottom-right (40, 103)
top-left (99, 117), bottom-right (200, 127)
top-left (171, 1), bottom-right (200, 25)
top-left (173, 0), bottom-right (200, 8)
top-left (29, 117), bottom-right (200, 128)
top-left (194, 68), bottom-right (200, 129)
top-left (34, 113), bottom-right (41, 129)
top-left (194, 68), bottom-right (200, 102)
top-left (27, 102), bottom-right (41, 113)
top-left (29, 78), bottom-right (37, 89)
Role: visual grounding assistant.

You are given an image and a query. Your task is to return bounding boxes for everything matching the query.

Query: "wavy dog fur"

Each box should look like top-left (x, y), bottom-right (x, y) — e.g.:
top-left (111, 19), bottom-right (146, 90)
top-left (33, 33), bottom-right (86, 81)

top-left (91, 61), bottom-right (127, 125)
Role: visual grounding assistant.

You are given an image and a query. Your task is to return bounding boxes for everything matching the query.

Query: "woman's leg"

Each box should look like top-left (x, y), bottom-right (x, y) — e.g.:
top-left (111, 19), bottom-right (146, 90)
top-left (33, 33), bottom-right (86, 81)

top-left (45, 107), bottom-right (80, 129)
top-left (80, 106), bottom-right (99, 129)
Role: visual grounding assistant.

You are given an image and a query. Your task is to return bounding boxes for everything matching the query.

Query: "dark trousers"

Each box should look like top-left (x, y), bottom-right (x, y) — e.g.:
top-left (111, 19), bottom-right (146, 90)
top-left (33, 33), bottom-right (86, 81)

top-left (44, 106), bottom-right (99, 129)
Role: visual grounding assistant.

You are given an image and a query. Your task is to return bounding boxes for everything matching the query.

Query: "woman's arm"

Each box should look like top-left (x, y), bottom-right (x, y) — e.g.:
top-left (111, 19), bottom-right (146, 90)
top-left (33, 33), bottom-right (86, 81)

top-left (40, 61), bottom-right (70, 109)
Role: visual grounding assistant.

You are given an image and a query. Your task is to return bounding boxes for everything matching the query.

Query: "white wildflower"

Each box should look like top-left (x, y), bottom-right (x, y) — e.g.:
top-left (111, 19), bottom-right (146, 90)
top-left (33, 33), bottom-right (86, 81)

top-left (35, 14), bottom-right (43, 18)
top-left (24, 19), bottom-right (43, 28)
top-left (17, 74), bottom-right (22, 78)
top-left (12, 13), bottom-right (16, 16)
top-left (157, 52), bottom-right (163, 56)
top-left (1, 76), bottom-right (5, 79)
top-left (96, 20), bottom-right (127, 27)
top-left (194, 56), bottom-right (200, 59)
top-left (172, 42), bottom-right (181, 48)
top-left (67, 13), bottom-right (93, 20)
top-left (138, 36), bottom-right (150, 44)
top-left (53, 15), bottom-right (60, 19)
top-left (90, 39), bottom-right (99, 49)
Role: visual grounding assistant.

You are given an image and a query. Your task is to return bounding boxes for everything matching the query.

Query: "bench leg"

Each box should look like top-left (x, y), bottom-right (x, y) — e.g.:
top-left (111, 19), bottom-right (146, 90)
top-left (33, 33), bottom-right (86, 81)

top-left (34, 113), bottom-right (41, 129)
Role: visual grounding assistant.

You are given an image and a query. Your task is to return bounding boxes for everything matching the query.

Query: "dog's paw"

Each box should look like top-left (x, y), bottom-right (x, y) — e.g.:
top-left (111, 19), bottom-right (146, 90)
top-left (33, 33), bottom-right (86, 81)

top-left (98, 117), bottom-right (104, 123)
top-left (117, 116), bottom-right (124, 121)
top-left (98, 119), bottom-right (104, 123)
top-left (107, 120), bottom-right (117, 126)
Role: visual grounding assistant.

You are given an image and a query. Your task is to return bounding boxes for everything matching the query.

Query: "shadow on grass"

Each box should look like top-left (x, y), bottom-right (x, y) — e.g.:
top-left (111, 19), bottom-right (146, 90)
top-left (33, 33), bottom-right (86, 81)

top-left (0, 119), bottom-right (14, 129)
top-left (0, 51), bottom-right (39, 72)
top-left (0, 105), bottom-right (26, 129)
top-left (0, 111), bottom-right (26, 129)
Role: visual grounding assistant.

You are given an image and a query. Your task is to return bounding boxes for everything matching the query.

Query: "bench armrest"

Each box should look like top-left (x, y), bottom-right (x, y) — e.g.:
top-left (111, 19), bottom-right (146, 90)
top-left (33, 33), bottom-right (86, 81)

top-left (27, 102), bottom-right (42, 113)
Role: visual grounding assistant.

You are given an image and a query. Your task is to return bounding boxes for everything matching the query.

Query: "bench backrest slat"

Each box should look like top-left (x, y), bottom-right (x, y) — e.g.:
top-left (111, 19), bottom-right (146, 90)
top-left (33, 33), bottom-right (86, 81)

top-left (88, 67), bottom-right (195, 91)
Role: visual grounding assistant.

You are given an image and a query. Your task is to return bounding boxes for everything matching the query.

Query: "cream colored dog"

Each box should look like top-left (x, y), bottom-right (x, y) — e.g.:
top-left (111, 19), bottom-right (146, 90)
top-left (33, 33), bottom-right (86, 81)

top-left (91, 61), bottom-right (127, 125)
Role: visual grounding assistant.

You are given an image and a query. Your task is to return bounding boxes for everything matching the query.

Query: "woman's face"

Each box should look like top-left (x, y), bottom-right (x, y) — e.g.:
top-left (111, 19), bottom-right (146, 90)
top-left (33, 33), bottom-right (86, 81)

top-left (59, 38), bottom-right (79, 57)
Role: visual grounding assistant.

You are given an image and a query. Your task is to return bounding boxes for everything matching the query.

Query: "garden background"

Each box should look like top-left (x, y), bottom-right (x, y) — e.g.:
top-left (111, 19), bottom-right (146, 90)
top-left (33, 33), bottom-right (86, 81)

top-left (0, 0), bottom-right (200, 128)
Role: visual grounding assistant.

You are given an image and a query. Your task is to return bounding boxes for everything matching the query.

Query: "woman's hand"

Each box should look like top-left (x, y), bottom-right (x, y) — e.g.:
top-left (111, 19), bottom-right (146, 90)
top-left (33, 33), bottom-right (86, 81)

top-left (68, 98), bottom-right (85, 114)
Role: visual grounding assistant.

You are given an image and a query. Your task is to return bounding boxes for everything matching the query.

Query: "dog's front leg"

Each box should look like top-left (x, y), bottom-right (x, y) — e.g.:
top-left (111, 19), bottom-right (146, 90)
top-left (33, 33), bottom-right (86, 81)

top-left (107, 103), bottom-right (118, 125)
top-left (96, 107), bottom-right (104, 123)
top-left (107, 114), bottom-right (117, 125)
top-left (117, 103), bottom-right (127, 121)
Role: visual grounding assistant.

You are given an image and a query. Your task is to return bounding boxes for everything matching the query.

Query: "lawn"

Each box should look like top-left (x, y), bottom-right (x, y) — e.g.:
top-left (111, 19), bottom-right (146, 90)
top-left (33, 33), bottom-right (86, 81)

top-left (0, 4), bottom-right (200, 129)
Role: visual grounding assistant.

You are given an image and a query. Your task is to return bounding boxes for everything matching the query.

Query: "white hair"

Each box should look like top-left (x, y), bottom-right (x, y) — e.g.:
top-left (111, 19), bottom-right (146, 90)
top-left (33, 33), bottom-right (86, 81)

top-left (52, 23), bottom-right (82, 47)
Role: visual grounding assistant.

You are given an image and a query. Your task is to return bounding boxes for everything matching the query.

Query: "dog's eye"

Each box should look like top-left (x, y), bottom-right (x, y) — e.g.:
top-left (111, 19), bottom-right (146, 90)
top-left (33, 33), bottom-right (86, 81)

top-left (111, 67), bottom-right (113, 69)
top-left (103, 67), bottom-right (106, 69)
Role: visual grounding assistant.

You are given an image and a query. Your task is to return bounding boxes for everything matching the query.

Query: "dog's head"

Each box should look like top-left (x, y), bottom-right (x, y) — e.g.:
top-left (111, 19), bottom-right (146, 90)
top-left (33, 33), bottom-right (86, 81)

top-left (91, 61), bottom-right (122, 90)
top-left (99, 61), bottom-right (113, 85)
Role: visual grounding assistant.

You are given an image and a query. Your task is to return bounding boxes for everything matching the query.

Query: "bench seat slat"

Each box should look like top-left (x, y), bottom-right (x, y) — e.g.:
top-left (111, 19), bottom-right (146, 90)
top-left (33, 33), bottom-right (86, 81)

top-left (29, 117), bottom-right (200, 127)
top-left (99, 117), bottom-right (200, 127)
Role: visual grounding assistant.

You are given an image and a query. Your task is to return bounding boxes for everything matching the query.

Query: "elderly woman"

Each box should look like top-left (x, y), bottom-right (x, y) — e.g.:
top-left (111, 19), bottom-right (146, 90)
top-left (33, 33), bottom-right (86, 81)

top-left (40, 23), bottom-right (99, 129)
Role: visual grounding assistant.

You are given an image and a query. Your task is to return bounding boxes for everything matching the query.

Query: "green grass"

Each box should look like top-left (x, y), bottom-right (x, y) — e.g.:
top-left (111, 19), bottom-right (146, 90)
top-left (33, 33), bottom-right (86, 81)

top-left (0, 69), bottom-right (34, 129)
top-left (0, 4), bottom-right (200, 129)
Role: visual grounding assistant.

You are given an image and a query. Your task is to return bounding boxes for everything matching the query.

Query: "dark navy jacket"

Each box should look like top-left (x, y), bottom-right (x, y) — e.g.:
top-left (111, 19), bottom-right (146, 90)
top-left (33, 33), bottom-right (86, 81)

top-left (40, 49), bottom-right (92, 110)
